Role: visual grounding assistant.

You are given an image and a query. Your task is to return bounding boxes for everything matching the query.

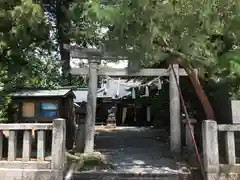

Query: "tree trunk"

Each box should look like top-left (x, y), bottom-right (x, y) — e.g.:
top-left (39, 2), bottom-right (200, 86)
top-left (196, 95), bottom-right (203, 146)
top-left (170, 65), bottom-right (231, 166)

top-left (187, 69), bottom-right (215, 120)
top-left (56, 1), bottom-right (72, 86)
top-left (176, 59), bottom-right (216, 120)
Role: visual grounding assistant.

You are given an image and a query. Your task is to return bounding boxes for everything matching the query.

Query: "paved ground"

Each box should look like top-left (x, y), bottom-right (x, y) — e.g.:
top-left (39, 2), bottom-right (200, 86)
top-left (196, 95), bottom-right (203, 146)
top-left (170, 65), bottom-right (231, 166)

top-left (93, 126), bottom-right (188, 174)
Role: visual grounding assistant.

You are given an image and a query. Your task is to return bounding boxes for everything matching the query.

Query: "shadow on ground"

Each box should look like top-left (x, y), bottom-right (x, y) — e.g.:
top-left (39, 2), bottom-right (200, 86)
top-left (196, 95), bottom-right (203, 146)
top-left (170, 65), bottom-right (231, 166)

top-left (93, 126), bottom-right (188, 174)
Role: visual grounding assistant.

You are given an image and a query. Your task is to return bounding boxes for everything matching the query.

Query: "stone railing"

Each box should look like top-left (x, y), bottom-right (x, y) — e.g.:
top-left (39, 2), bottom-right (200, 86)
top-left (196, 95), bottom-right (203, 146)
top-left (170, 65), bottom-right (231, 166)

top-left (203, 120), bottom-right (240, 180)
top-left (0, 118), bottom-right (66, 180)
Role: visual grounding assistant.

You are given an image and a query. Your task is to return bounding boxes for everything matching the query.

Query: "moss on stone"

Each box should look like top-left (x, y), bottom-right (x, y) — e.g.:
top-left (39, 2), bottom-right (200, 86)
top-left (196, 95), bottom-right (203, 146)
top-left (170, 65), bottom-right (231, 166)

top-left (66, 151), bottom-right (115, 172)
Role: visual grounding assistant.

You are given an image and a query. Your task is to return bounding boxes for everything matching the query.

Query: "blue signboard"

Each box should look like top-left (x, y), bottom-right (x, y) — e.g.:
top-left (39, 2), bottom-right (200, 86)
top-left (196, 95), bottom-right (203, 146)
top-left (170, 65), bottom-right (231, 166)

top-left (40, 103), bottom-right (57, 118)
top-left (40, 103), bottom-right (57, 110)
top-left (40, 111), bottom-right (57, 118)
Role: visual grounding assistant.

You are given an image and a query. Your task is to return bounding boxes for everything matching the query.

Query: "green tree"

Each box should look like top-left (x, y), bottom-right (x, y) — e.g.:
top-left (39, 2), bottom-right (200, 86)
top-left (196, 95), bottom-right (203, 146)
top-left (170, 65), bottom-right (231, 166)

top-left (86, 0), bottom-right (240, 120)
top-left (0, 0), bottom-right (54, 85)
top-left (41, 0), bottom-right (91, 88)
top-left (0, 0), bottom-right (60, 116)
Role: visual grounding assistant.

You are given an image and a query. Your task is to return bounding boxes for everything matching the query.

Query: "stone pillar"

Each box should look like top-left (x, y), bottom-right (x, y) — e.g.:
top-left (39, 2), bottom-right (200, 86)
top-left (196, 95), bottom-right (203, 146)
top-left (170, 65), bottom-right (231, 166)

top-left (51, 118), bottom-right (66, 170)
top-left (202, 120), bottom-right (219, 179)
top-left (84, 59), bottom-right (99, 152)
top-left (169, 64), bottom-right (181, 153)
top-left (182, 119), bottom-right (197, 151)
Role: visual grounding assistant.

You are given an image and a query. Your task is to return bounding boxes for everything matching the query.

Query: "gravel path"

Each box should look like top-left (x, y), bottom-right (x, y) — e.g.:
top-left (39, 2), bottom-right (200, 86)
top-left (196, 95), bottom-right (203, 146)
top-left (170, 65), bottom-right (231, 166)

top-left (94, 126), bottom-right (188, 174)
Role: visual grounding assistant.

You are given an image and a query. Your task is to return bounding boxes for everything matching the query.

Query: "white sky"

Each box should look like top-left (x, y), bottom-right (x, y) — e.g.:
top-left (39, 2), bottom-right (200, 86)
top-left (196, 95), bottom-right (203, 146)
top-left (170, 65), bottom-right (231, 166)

top-left (106, 61), bottom-right (128, 68)
top-left (70, 58), bottom-right (128, 69)
top-left (69, 26), bottom-right (129, 69)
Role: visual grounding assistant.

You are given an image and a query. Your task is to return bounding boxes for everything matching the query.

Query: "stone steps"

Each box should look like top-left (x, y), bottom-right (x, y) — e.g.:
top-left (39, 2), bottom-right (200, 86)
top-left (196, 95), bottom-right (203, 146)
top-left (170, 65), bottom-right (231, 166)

top-left (73, 172), bottom-right (194, 180)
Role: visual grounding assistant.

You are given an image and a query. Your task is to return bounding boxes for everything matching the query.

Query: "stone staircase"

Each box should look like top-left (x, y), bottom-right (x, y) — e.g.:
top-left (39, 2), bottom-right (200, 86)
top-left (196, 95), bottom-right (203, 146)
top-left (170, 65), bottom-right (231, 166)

top-left (73, 172), bottom-right (194, 180)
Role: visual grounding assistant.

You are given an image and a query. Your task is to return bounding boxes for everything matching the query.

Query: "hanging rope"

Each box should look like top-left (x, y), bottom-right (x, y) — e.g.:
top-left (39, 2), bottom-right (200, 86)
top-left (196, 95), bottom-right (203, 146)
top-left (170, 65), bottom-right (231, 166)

top-left (103, 67), bottom-right (170, 98)
top-left (171, 64), bottom-right (206, 180)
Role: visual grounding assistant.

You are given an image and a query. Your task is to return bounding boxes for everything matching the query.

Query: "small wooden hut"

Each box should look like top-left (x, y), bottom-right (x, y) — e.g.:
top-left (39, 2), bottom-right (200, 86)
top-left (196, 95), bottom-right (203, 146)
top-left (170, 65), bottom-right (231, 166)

top-left (9, 89), bottom-right (76, 149)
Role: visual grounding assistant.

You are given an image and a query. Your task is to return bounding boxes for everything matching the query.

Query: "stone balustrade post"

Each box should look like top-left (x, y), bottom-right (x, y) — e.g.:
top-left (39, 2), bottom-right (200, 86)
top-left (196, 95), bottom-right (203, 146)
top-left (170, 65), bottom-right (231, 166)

top-left (202, 120), bottom-right (219, 180)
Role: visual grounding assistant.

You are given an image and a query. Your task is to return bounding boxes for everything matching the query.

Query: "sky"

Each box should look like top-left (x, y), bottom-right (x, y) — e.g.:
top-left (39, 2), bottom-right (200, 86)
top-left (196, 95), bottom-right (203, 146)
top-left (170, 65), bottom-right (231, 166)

top-left (70, 58), bottom-right (128, 69)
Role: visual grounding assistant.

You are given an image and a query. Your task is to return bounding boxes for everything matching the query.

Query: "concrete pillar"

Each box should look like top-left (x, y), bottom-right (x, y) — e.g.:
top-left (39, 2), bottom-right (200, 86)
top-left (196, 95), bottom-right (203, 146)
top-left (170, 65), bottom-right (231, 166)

top-left (169, 64), bottom-right (181, 153)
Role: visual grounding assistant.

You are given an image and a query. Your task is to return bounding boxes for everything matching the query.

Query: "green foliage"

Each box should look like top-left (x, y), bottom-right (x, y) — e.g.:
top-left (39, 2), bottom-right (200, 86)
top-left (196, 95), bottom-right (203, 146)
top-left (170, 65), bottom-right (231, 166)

top-left (2, 0), bottom-right (240, 121)
top-left (95, 0), bottom-right (240, 66)
top-left (0, 0), bottom-right (61, 116)
top-left (69, 0), bottom-right (240, 91)
top-left (0, 0), bottom-right (57, 87)
top-left (81, 0), bottom-right (240, 98)
top-left (70, 0), bottom-right (103, 47)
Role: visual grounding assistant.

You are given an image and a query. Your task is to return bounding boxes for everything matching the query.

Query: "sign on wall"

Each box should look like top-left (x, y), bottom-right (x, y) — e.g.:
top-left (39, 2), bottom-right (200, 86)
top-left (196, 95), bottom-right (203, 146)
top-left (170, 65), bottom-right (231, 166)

top-left (39, 103), bottom-right (58, 118)
top-left (22, 102), bottom-right (35, 117)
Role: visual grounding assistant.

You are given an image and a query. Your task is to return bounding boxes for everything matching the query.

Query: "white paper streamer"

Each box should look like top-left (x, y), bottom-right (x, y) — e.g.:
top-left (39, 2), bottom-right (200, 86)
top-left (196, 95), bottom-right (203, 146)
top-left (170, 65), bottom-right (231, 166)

top-left (100, 79), bottom-right (104, 88)
top-left (103, 79), bottom-right (108, 95)
top-left (158, 78), bottom-right (162, 90)
top-left (105, 67), bottom-right (170, 88)
top-left (132, 88), bottom-right (136, 99)
top-left (103, 79), bottom-right (108, 92)
top-left (116, 78), bottom-right (120, 97)
top-left (145, 86), bottom-right (149, 97)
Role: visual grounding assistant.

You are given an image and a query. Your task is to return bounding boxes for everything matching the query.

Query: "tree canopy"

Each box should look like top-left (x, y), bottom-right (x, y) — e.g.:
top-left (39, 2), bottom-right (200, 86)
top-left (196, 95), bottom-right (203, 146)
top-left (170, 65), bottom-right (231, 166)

top-left (0, 0), bottom-right (59, 88)
top-left (85, 1), bottom-right (240, 67)
top-left (76, 0), bottom-right (240, 119)
top-left (2, 0), bottom-right (240, 117)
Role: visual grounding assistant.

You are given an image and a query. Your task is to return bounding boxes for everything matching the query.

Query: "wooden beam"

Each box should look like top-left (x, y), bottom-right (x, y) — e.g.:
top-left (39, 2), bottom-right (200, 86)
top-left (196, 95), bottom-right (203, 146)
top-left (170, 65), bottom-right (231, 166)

top-left (65, 45), bottom-right (127, 60)
top-left (71, 68), bottom-right (197, 76)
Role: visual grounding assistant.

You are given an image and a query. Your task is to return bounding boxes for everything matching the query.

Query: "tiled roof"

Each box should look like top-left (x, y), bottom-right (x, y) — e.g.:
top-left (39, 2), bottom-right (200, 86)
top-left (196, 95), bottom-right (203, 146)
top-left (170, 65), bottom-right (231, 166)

top-left (11, 89), bottom-right (75, 98)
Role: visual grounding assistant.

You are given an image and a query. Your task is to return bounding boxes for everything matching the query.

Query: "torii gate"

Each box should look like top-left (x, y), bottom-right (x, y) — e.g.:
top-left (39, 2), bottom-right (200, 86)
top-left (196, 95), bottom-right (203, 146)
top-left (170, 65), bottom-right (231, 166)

top-left (67, 45), bottom-right (197, 153)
